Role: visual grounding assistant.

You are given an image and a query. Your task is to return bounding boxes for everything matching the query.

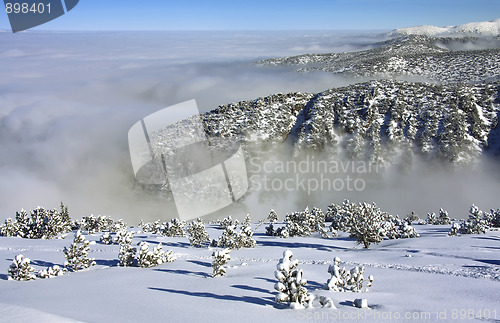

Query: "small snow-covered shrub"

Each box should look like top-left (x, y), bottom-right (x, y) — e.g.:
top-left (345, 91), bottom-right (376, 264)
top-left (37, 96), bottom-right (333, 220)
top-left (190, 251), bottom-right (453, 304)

top-left (78, 214), bottom-right (115, 234)
top-left (265, 223), bottom-right (277, 236)
top-left (116, 230), bottom-right (136, 267)
top-left (326, 257), bottom-right (373, 292)
top-left (242, 214), bottom-right (252, 227)
top-left (277, 227), bottom-right (290, 238)
top-left (279, 207), bottom-right (334, 238)
top-left (0, 203), bottom-right (71, 239)
top-left (384, 217), bottom-right (420, 239)
top-left (139, 219), bottom-right (163, 235)
top-left (426, 209), bottom-right (451, 225)
top-left (137, 242), bottom-right (175, 268)
top-left (8, 255), bottom-right (36, 281)
top-left (234, 222), bottom-right (256, 249)
top-left (268, 209), bottom-right (279, 223)
top-left (212, 248), bottom-right (231, 277)
top-left (284, 207), bottom-right (315, 237)
top-left (186, 218), bottom-right (210, 248)
top-left (448, 222), bottom-right (461, 236)
top-left (404, 211), bottom-right (420, 224)
top-left (163, 218), bottom-right (186, 237)
top-left (218, 215), bottom-right (239, 230)
top-left (274, 249), bottom-right (310, 309)
top-left (326, 200), bottom-right (417, 247)
top-left (217, 225), bottom-right (237, 248)
top-left (216, 221), bottom-right (256, 250)
top-left (112, 219), bottom-right (128, 233)
top-left (100, 232), bottom-right (113, 245)
top-left (491, 209), bottom-right (500, 228)
top-left (63, 230), bottom-right (96, 272)
top-left (395, 220), bottom-right (420, 239)
top-left (327, 199), bottom-right (358, 232)
top-left (449, 205), bottom-right (489, 236)
top-left (0, 218), bottom-right (18, 237)
top-left (38, 265), bottom-right (67, 279)
top-left (484, 209), bottom-right (500, 228)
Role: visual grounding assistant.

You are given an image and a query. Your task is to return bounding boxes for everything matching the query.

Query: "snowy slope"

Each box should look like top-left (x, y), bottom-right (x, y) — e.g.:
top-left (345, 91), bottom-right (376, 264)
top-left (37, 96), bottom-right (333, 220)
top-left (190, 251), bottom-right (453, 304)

top-left (201, 80), bottom-right (500, 167)
top-left (259, 35), bottom-right (500, 84)
top-left (390, 18), bottom-right (500, 37)
top-left (0, 225), bottom-right (499, 322)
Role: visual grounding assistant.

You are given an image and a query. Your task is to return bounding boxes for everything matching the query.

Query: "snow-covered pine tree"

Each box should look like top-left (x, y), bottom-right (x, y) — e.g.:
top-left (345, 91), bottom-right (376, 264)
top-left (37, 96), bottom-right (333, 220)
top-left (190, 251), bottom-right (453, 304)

top-left (116, 229), bottom-right (136, 267)
top-left (438, 209), bottom-right (451, 225)
top-left (163, 218), bottom-right (186, 237)
top-left (327, 199), bottom-right (357, 232)
top-left (234, 222), bottom-right (256, 249)
top-left (63, 230), bottom-right (96, 271)
top-left (404, 211), bottom-right (420, 224)
top-left (347, 266), bottom-right (373, 292)
top-left (395, 219), bottom-right (420, 239)
top-left (489, 209), bottom-right (500, 228)
top-left (285, 207), bottom-right (315, 237)
top-left (265, 223), bottom-right (276, 236)
top-left (218, 215), bottom-right (238, 230)
top-left (427, 209), bottom-right (451, 225)
top-left (0, 218), bottom-right (18, 237)
top-left (326, 257), bottom-right (373, 292)
top-left (0, 204), bottom-right (72, 239)
top-left (78, 214), bottom-right (107, 234)
top-left (112, 219), bottom-right (128, 233)
top-left (212, 248), bottom-right (231, 277)
top-left (186, 218), bottom-right (210, 248)
top-left (311, 207), bottom-right (337, 238)
top-left (217, 224), bottom-right (237, 249)
top-left (268, 209), bottom-right (279, 224)
top-left (137, 242), bottom-right (175, 268)
top-left (277, 227), bottom-right (290, 238)
top-left (100, 232), bottom-right (113, 245)
top-left (426, 212), bottom-right (438, 225)
top-left (326, 257), bottom-right (348, 292)
top-left (38, 265), bottom-right (67, 279)
top-left (449, 205), bottom-right (489, 236)
top-left (242, 214), bottom-right (252, 227)
top-left (274, 249), bottom-right (309, 309)
top-left (348, 203), bottom-right (387, 248)
top-left (8, 254), bottom-right (36, 281)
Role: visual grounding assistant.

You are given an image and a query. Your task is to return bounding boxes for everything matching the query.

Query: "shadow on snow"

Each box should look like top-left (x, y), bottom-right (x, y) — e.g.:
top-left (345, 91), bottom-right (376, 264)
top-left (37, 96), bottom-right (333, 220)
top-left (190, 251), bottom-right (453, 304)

top-left (148, 287), bottom-right (280, 308)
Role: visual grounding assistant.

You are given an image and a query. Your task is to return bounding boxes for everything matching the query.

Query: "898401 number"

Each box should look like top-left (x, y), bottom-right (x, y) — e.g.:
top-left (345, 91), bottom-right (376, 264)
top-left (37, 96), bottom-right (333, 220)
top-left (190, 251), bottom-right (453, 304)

top-left (5, 2), bottom-right (51, 14)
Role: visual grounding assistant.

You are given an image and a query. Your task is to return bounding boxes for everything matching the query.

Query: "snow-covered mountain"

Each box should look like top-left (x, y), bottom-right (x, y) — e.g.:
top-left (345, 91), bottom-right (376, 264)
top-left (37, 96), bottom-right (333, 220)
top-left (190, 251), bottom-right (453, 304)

top-left (201, 80), bottom-right (500, 167)
top-left (389, 18), bottom-right (500, 37)
top-left (258, 34), bottom-right (500, 84)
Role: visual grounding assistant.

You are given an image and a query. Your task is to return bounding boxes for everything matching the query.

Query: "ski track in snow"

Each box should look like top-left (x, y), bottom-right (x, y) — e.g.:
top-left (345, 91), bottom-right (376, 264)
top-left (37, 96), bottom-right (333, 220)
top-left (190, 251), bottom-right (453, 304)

top-left (173, 252), bottom-right (500, 282)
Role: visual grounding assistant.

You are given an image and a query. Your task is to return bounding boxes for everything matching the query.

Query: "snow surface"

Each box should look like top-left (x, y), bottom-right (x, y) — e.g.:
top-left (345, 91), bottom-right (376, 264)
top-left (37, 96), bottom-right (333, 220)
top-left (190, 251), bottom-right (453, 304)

top-left (0, 225), bottom-right (499, 322)
top-left (390, 18), bottom-right (500, 37)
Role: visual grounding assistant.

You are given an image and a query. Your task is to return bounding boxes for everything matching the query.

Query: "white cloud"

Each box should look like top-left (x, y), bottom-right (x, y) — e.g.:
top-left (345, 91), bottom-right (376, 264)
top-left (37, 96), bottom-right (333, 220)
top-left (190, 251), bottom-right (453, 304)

top-left (0, 30), bottom-right (497, 224)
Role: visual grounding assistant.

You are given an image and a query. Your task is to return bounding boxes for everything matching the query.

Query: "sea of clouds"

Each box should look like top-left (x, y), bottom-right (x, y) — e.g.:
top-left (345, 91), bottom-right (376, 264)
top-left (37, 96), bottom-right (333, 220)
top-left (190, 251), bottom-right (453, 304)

top-left (0, 30), bottom-right (498, 223)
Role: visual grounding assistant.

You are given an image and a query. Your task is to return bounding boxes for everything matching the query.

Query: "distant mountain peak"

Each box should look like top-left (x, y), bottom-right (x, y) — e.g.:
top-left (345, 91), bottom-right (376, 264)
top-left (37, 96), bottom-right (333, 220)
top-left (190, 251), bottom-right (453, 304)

top-left (389, 18), bottom-right (500, 37)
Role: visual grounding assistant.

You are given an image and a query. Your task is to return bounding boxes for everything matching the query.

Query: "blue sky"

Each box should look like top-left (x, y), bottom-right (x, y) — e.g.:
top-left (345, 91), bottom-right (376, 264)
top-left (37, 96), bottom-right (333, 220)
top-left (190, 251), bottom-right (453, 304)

top-left (1, 0), bottom-right (499, 31)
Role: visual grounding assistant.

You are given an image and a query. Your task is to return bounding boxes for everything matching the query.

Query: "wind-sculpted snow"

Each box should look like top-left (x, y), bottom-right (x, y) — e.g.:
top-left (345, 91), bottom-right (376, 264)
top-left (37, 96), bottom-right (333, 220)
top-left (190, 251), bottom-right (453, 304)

top-left (258, 35), bottom-right (500, 84)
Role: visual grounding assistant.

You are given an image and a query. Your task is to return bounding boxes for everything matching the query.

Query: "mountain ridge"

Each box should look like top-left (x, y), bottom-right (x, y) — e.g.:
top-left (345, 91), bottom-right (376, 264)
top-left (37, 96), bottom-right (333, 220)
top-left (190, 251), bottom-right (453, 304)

top-left (389, 18), bottom-right (500, 37)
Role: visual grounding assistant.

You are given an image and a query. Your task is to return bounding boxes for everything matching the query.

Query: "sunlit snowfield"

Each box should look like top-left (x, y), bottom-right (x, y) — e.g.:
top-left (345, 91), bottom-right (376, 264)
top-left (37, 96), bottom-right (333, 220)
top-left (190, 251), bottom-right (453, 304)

top-left (0, 225), bottom-right (499, 322)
